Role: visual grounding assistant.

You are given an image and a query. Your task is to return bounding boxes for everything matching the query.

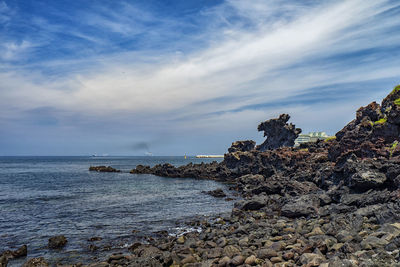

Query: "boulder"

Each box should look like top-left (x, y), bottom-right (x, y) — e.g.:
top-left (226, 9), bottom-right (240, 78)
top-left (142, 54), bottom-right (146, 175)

top-left (1, 245), bottom-right (27, 260)
top-left (281, 195), bottom-right (318, 218)
top-left (13, 245), bottom-right (27, 258)
top-left (335, 154), bottom-right (387, 191)
top-left (48, 235), bottom-right (67, 249)
top-left (235, 198), bottom-right (266, 211)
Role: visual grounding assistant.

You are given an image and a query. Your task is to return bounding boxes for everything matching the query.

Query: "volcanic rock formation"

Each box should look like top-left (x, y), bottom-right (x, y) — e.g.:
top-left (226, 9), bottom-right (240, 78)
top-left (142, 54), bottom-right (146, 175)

top-left (256, 114), bottom-right (302, 151)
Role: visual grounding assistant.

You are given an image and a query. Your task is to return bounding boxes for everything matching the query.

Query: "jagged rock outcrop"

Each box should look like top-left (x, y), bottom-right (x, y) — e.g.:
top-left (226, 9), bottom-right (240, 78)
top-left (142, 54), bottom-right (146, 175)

top-left (228, 140), bottom-right (256, 153)
top-left (256, 114), bottom-right (302, 151)
top-left (329, 85), bottom-right (400, 161)
top-left (130, 162), bottom-right (235, 181)
top-left (89, 166), bottom-right (120, 172)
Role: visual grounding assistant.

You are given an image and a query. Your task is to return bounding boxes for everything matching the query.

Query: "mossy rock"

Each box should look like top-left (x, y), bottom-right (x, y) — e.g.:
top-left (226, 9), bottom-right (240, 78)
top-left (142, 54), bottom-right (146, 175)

top-left (373, 117), bottom-right (387, 125)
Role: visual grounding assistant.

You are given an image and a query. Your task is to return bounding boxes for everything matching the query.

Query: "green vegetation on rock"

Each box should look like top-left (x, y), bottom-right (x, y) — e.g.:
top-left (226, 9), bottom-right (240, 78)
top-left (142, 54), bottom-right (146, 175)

top-left (394, 98), bottom-right (400, 106)
top-left (389, 140), bottom-right (399, 157)
top-left (374, 117), bottom-right (387, 125)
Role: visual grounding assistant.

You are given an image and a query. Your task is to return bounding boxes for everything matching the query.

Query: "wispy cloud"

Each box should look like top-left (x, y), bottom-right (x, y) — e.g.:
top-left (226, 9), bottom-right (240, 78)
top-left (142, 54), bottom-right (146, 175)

top-left (0, 1), bottom-right (10, 24)
top-left (0, 0), bottom-right (400, 155)
top-left (0, 40), bottom-right (36, 61)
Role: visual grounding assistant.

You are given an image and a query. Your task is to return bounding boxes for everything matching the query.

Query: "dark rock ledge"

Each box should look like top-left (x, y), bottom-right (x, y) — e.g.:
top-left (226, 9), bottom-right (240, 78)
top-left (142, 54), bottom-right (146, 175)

top-left (89, 166), bottom-right (121, 172)
top-left (12, 85), bottom-right (400, 266)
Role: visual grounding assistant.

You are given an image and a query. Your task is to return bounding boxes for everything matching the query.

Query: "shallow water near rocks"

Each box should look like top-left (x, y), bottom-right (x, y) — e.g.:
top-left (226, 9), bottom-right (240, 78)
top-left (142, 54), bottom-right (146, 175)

top-left (0, 156), bottom-right (234, 266)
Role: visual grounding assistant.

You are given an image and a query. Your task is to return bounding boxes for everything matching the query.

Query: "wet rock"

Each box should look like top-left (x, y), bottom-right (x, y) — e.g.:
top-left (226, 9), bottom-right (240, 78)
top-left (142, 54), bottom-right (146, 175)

top-left (202, 188), bottom-right (226, 198)
top-left (48, 235), bottom-right (67, 249)
top-left (88, 244), bottom-right (99, 252)
top-left (89, 166), bottom-right (120, 172)
top-left (13, 245), bottom-right (27, 258)
top-left (21, 257), bottom-right (49, 267)
top-left (1, 245), bottom-right (27, 260)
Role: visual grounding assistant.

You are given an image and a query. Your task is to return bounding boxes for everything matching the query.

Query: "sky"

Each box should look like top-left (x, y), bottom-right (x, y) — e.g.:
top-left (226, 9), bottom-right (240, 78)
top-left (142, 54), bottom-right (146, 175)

top-left (0, 0), bottom-right (400, 156)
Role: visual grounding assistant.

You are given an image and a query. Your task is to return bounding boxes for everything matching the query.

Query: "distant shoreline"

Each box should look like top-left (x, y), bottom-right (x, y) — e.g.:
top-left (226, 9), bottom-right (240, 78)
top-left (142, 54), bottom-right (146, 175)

top-left (195, 155), bottom-right (224, 158)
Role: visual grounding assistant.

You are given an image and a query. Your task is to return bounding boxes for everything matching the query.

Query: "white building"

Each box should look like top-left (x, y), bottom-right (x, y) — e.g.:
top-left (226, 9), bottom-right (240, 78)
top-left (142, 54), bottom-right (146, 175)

top-left (294, 132), bottom-right (330, 147)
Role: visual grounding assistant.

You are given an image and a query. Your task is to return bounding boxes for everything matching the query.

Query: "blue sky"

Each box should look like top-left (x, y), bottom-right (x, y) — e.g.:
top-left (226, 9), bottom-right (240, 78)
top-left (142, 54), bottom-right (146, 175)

top-left (1, 0), bottom-right (400, 156)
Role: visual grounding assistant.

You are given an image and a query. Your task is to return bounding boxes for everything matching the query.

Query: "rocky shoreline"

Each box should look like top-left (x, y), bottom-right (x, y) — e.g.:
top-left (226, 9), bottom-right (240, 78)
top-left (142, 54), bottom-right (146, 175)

top-left (4, 86), bottom-right (400, 266)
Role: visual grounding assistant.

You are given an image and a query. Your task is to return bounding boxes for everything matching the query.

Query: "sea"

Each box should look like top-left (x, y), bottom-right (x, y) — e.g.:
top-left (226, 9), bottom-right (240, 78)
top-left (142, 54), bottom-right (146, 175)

top-left (0, 156), bottom-right (235, 266)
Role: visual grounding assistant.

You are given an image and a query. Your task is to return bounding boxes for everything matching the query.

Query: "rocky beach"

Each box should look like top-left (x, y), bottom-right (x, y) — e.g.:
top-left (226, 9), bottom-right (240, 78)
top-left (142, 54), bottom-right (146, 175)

top-left (4, 86), bottom-right (400, 267)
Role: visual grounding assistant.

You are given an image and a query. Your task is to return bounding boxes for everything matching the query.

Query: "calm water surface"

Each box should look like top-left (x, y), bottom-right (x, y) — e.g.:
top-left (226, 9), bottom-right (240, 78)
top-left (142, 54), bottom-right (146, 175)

top-left (0, 156), bottom-right (234, 265)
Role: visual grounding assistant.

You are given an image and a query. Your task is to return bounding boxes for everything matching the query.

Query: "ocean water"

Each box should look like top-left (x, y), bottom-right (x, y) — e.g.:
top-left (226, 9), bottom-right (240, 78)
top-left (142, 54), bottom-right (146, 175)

top-left (0, 156), bottom-right (234, 265)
